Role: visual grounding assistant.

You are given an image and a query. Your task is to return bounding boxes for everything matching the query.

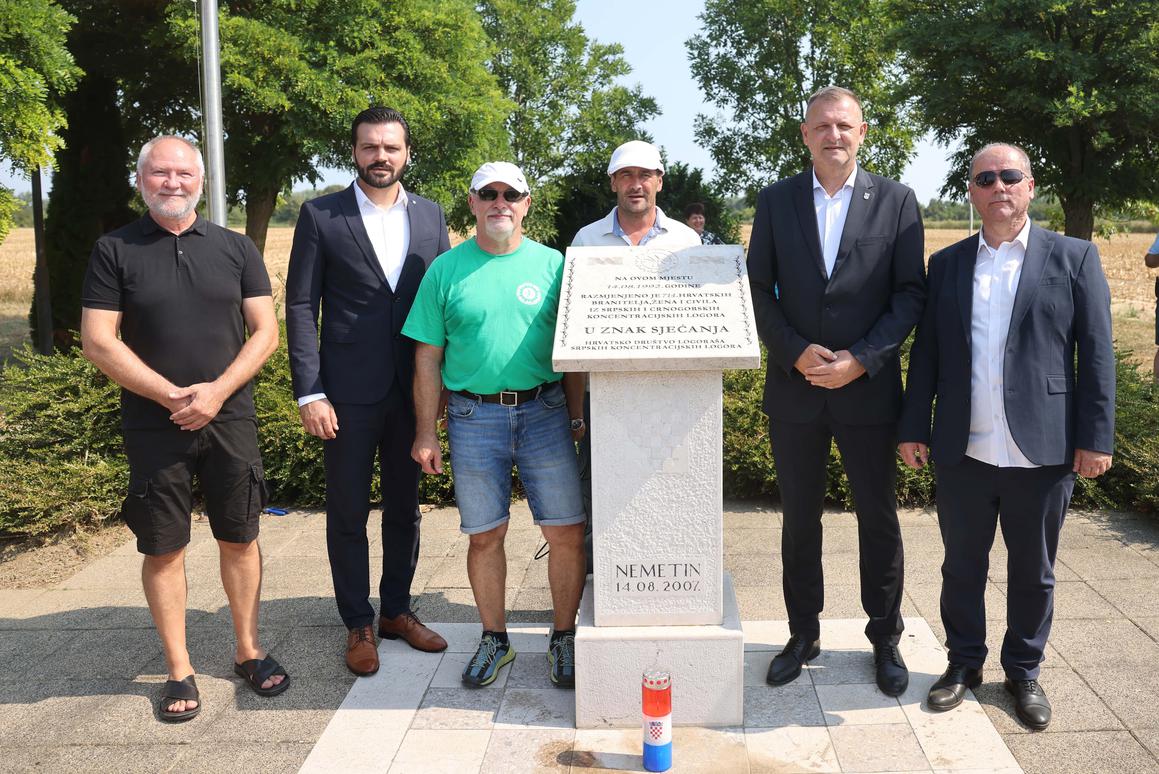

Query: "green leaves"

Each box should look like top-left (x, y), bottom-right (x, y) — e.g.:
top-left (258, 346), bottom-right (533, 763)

top-left (688, 0), bottom-right (920, 197)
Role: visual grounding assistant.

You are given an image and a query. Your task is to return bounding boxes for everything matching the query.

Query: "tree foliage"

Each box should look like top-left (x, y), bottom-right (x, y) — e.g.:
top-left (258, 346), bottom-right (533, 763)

top-left (888, 0), bottom-right (1159, 240)
top-left (162, 0), bottom-right (511, 250)
top-left (658, 161), bottom-right (742, 244)
top-left (477, 0), bottom-right (659, 242)
top-left (687, 0), bottom-right (920, 197)
top-left (0, 0), bottom-right (79, 242)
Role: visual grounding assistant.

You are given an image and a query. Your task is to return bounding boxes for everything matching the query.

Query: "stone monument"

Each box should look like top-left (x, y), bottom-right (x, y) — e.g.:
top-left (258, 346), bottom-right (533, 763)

top-left (552, 243), bottom-right (760, 728)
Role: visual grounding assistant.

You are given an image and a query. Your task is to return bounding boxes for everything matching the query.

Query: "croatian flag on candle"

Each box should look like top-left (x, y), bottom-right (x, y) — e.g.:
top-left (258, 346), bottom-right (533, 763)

top-left (642, 669), bottom-right (672, 772)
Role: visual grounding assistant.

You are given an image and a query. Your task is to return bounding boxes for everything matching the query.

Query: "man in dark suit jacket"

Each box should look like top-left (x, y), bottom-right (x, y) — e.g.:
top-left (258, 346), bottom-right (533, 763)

top-left (286, 107), bottom-right (451, 676)
top-left (899, 143), bottom-right (1114, 729)
top-left (747, 86), bottom-right (926, 696)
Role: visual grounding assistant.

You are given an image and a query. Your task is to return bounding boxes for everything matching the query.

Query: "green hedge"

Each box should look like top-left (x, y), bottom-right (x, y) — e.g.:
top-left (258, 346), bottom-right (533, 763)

top-left (1, 335), bottom-right (1155, 536)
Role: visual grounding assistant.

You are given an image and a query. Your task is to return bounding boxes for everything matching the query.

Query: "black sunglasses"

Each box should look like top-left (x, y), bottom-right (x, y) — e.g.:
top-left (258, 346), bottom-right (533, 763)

top-left (475, 187), bottom-right (528, 202)
top-left (973, 168), bottom-right (1027, 188)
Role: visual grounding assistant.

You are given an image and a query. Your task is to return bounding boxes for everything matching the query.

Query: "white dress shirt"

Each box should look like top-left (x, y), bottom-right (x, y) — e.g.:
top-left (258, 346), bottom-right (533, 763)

top-left (298, 181), bottom-right (411, 408)
top-left (812, 166), bottom-right (857, 278)
top-left (966, 218), bottom-right (1038, 468)
top-left (353, 180), bottom-right (410, 290)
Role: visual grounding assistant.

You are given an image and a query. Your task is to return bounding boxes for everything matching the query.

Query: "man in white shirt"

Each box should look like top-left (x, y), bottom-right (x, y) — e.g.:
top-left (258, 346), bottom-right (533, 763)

top-left (747, 87), bottom-right (926, 697)
top-left (286, 107), bottom-right (451, 677)
top-left (899, 143), bottom-right (1115, 729)
top-left (569, 140), bottom-right (702, 555)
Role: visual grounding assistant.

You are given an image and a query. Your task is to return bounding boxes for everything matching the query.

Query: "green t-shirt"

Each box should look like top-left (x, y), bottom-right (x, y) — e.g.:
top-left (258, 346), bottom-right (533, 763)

top-left (402, 237), bottom-right (564, 393)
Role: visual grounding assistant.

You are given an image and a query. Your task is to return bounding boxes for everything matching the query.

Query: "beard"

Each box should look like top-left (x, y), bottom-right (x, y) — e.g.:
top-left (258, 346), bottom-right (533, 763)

top-left (143, 185), bottom-right (202, 221)
top-left (481, 213), bottom-right (517, 241)
top-left (357, 157), bottom-right (406, 189)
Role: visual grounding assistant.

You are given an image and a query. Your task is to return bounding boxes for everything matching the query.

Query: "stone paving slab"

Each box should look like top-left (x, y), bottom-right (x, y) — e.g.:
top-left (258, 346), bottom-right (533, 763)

top-left (302, 618), bottom-right (1020, 773)
top-left (2, 503), bottom-right (1158, 773)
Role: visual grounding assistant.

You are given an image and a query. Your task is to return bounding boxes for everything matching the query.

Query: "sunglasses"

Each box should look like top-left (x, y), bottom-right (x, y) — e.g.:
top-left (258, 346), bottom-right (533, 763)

top-left (972, 168), bottom-right (1028, 188)
top-left (475, 187), bottom-right (528, 202)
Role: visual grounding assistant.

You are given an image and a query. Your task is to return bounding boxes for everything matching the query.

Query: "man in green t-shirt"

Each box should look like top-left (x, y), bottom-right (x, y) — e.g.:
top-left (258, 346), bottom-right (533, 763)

top-left (404, 161), bottom-right (586, 689)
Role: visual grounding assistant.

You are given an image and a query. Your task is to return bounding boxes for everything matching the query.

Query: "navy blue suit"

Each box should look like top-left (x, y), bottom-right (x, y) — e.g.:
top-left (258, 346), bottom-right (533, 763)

top-left (286, 183), bottom-right (450, 628)
top-left (748, 167), bottom-right (926, 645)
top-left (899, 222), bottom-right (1115, 678)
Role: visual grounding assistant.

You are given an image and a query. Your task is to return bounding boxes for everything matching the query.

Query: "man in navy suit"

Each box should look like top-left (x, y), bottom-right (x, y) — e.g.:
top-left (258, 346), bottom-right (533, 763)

top-left (286, 107), bottom-right (451, 676)
top-left (899, 143), bottom-right (1115, 729)
top-left (747, 86), bottom-right (926, 696)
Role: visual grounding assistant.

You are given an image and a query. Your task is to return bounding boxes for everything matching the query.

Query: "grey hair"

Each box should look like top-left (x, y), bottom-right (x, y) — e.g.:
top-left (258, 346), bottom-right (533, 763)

top-left (136, 135), bottom-right (205, 180)
top-left (805, 86), bottom-right (862, 114)
top-left (969, 143), bottom-right (1033, 178)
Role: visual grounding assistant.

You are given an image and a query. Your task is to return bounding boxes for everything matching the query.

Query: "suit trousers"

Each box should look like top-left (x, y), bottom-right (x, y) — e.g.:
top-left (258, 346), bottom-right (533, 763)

top-left (324, 380), bottom-right (421, 628)
top-left (769, 412), bottom-right (904, 644)
top-left (935, 456), bottom-right (1074, 680)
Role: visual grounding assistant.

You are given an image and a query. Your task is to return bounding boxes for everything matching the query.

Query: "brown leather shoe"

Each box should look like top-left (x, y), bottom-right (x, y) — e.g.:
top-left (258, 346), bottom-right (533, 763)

top-left (378, 611), bottom-right (448, 653)
top-left (345, 625), bottom-right (379, 676)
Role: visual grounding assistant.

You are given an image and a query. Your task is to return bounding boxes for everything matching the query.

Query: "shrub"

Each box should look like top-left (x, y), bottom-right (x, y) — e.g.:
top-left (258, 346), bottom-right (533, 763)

top-left (0, 336), bottom-right (1154, 537)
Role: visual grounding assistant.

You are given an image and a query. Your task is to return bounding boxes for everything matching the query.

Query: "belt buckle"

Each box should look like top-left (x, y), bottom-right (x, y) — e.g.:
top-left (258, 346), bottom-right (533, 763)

top-left (499, 390), bottom-right (519, 406)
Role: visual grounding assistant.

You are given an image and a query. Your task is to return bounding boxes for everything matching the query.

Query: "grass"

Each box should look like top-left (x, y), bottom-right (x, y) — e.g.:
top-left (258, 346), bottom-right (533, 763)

top-left (2, 225), bottom-right (1157, 368)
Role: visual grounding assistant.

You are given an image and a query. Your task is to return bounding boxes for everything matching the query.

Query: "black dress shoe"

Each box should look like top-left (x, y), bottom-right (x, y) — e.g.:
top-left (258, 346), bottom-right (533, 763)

top-left (872, 642), bottom-right (909, 696)
top-left (1005, 677), bottom-right (1051, 730)
top-left (927, 663), bottom-right (983, 711)
top-left (766, 635), bottom-right (820, 686)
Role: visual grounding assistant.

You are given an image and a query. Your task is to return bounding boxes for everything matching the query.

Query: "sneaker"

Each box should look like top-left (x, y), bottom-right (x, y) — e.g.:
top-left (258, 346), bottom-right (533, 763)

top-left (549, 630), bottom-right (576, 688)
top-left (462, 632), bottom-right (515, 687)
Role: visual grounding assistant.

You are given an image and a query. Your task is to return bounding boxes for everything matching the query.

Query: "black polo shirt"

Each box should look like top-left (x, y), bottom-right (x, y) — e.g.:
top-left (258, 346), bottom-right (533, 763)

top-left (81, 213), bottom-right (272, 430)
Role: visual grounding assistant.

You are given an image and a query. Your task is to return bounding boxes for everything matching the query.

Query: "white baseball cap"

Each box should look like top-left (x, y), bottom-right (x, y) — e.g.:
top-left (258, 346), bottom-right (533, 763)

top-left (607, 140), bottom-right (664, 176)
top-left (470, 161), bottom-right (530, 194)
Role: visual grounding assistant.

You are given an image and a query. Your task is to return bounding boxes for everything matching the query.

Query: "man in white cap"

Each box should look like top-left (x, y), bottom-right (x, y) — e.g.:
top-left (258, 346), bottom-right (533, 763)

top-left (569, 140), bottom-right (702, 543)
top-left (405, 162), bottom-right (587, 689)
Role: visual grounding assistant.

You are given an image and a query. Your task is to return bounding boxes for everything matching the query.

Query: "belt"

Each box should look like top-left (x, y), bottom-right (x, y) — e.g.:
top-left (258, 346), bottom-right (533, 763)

top-left (455, 381), bottom-right (557, 407)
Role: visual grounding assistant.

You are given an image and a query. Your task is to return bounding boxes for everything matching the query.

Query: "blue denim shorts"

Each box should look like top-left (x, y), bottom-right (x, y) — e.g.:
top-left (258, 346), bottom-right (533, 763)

top-left (446, 381), bottom-right (585, 535)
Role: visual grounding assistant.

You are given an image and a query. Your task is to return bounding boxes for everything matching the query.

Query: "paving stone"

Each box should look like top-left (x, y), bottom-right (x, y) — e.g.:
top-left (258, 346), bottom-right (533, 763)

top-left (974, 667), bottom-right (1121, 735)
top-left (171, 741), bottom-right (314, 773)
top-left (1057, 547), bottom-right (1159, 580)
top-left (45, 744), bottom-right (192, 773)
top-left (0, 589), bottom-right (46, 619)
top-left (744, 684), bottom-right (825, 727)
top-left (734, 587), bottom-right (790, 620)
top-left (1086, 577), bottom-right (1159, 618)
top-left (746, 725), bottom-right (840, 773)
top-left (59, 676), bottom-right (221, 744)
top-left (413, 687), bottom-right (503, 730)
top-left (828, 722), bottom-right (929, 772)
top-left (389, 729), bottom-right (491, 773)
top-left (413, 588), bottom-right (488, 623)
top-left (902, 691), bottom-right (1020, 771)
top-left (141, 625), bottom-right (290, 679)
top-left (724, 507), bottom-right (781, 529)
top-left (259, 624), bottom-right (352, 679)
top-left (816, 683), bottom-right (907, 726)
top-left (509, 587), bottom-right (555, 622)
top-left (196, 676), bottom-right (353, 743)
top-left (1049, 581), bottom-right (1121, 619)
top-left (57, 555), bottom-right (146, 590)
top-left (1134, 617), bottom-right (1159, 641)
top-left (724, 528), bottom-right (779, 556)
top-left (805, 648), bottom-right (876, 686)
top-left (0, 629), bottom-right (68, 679)
top-left (495, 687), bottom-right (575, 729)
top-left (725, 554), bottom-right (781, 587)
top-left (1049, 618), bottom-right (1159, 667)
top-left (1003, 730), bottom-right (1159, 774)
top-left (21, 628), bottom-right (157, 680)
top-left (1082, 666), bottom-right (1159, 730)
top-left (0, 680), bottom-right (113, 746)
top-left (567, 728), bottom-right (644, 772)
top-left (5, 588), bottom-right (155, 630)
top-left (480, 728), bottom-right (574, 773)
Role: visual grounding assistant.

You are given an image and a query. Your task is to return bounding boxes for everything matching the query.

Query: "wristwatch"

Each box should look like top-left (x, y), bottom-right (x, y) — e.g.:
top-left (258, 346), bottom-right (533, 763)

top-left (570, 418), bottom-right (586, 432)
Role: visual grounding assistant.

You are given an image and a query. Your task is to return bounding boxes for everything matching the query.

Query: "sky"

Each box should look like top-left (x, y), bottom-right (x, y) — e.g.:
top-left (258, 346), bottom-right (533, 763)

top-left (2, 0), bottom-right (957, 205)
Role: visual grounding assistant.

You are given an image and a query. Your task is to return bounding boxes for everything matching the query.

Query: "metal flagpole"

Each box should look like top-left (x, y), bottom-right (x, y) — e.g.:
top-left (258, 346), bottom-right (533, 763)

top-left (199, 0), bottom-right (227, 226)
top-left (30, 166), bottom-right (53, 354)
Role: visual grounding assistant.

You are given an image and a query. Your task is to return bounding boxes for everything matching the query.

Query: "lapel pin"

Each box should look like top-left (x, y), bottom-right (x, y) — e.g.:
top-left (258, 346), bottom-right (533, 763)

top-left (863, 192), bottom-right (871, 200)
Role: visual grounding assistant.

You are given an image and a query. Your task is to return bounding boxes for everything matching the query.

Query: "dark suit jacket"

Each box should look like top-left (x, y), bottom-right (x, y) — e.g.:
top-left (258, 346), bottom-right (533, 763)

top-left (898, 223), bottom-right (1115, 466)
top-left (747, 167), bottom-right (926, 424)
top-left (286, 184), bottom-right (451, 404)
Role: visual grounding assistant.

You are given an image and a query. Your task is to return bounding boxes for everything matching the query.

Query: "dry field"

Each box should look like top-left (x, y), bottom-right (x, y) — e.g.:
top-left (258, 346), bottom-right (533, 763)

top-left (2, 226), bottom-right (1157, 364)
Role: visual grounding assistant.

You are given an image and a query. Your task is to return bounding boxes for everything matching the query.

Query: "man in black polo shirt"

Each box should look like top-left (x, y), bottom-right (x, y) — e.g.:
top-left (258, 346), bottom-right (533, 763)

top-left (81, 135), bottom-right (286, 722)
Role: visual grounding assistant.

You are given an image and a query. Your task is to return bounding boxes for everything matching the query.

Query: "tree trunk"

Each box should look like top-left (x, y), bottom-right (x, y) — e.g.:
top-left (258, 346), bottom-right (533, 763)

top-left (244, 187), bottom-right (277, 254)
top-left (1060, 195), bottom-right (1095, 241)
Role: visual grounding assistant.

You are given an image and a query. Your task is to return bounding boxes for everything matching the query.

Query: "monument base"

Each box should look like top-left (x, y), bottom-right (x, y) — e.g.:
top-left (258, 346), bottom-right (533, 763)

top-left (574, 573), bottom-right (744, 728)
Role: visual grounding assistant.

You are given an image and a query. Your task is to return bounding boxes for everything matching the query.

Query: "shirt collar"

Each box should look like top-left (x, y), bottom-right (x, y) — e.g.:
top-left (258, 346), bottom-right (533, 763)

top-left (811, 165), bottom-right (858, 197)
top-left (610, 205), bottom-right (670, 239)
top-left (353, 180), bottom-right (408, 213)
top-left (140, 212), bottom-right (208, 236)
top-left (977, 217), bottom-right (1032, 257)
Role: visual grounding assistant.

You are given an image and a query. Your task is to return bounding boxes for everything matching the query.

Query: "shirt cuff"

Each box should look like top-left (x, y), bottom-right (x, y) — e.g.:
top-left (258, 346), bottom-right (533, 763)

top-left (297, 393), bottom-right (327, 407)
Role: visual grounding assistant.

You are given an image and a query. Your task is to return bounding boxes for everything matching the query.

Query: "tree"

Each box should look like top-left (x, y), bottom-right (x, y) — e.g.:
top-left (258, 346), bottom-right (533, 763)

top-left (477, 0), bottom-right (659, 243)
top-left (658, 161), bottom-right (742, 244)
top-left (687, 0), bottom-right (921, 198)
top-left (162, 0), bottom-right (511, 251)
top-left (0, 0), bottom-right (78, 243)
top-left (889, 0), bottom-right (1159, 239)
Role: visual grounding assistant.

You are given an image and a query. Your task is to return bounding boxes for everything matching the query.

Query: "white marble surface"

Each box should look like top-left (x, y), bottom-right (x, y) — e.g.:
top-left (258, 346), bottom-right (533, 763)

top-left (302, 617), bottom-right (1022, 773)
